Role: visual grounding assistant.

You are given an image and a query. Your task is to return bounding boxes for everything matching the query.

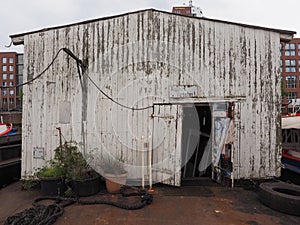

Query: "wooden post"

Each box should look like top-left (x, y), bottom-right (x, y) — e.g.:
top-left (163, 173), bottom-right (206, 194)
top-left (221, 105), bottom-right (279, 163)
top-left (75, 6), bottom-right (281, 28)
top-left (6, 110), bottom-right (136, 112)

top-left (141, 135), bottom-right (145, 189)
top-left (148, 133), bottom-right (153, 191)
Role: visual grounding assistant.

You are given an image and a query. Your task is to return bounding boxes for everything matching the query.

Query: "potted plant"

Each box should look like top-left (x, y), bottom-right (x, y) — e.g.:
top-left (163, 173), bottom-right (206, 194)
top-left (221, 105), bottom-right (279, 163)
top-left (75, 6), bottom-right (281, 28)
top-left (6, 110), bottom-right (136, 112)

top-left (35, 142), bottom-right (101, 197)
top-left (63, 142), bottom-right (101, 197)
top-left (101, 156), bottom-right (128, 194)
top-left (36, 160), bottom-right (67, 196)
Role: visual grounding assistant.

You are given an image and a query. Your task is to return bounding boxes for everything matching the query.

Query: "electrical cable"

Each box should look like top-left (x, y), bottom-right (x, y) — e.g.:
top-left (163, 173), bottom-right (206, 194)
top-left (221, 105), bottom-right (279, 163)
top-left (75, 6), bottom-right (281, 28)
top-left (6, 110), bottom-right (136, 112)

top-left (5, 40), bottom-right (13, 48)
top-left (0, 48), bottom-right (65, 90)
top-left (85, 74), bottom-right (153, 111)
top-left (0, 47), bottom-right (153, 111)
top-left (61, 48), bottom-right (153, 111)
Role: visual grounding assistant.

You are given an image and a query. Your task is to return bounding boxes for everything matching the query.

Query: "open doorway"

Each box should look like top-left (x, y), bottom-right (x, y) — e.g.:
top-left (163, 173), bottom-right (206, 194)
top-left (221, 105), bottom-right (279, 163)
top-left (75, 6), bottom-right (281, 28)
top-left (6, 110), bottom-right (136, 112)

top-left (181, 104), bottom-right (212, 182)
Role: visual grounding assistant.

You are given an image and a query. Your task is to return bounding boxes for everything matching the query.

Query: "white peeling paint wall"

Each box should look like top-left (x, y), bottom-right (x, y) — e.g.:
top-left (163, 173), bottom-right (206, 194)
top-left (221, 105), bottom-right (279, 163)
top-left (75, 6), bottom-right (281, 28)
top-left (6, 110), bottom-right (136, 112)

top-left (21, 10), bottom-right (281, 183)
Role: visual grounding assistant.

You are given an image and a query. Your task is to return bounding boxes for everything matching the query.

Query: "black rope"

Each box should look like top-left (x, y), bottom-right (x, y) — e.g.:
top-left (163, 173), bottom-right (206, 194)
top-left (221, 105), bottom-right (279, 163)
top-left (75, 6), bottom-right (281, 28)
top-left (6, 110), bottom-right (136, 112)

top-left (4, 204), bottom-right (64, 225)
top-left (4, 186), bottom-right (153, 225)
top-left (78, 186), bottom-right (153, 210)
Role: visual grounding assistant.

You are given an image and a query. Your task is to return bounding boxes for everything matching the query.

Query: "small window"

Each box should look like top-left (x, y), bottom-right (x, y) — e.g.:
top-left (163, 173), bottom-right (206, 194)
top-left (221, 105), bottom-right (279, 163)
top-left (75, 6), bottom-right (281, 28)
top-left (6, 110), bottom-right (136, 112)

top-left (9, 74), bottom-right (14, 80)
top-left (285, 60), bottom-right (296, 73)
top-left (2, 74), bottom-right (7, 80)
top-left (287, 92), bottom-right (297, 100)
top-left (285, 60), bottom-right (290, 66)
top-left (2, 90), bottom-right (7, 96)
top-left (2, 82), bottom-right (7, 87)
top-left (9, 66), bottom-right (13, 72)
top-left (286, 76), bottom-right (297, 88)
top-left (17, 65), bottom-right (23, 74)
top-left (285, 44), bottom-right (290, 50)
top-left (2, 98), bottom-right (7, 104)
top-left (9, 90), bottom-right (14, 95)
top-left (290, 43), bottom-right (296, 49)
top-left (17, 54), bottom-right (23, 64)
top-left (9, 98), bottom-right (14, 104)
top-left (9, 82), bottom-right (14, 87)
top-left (2, 58), bottom-right (7, 64)
top-left (9, 58), bottom-right (14, 64)
top-left (285, 44), bottom-right (296, 56)
top-left (2, 66), bottom-right (7, 72)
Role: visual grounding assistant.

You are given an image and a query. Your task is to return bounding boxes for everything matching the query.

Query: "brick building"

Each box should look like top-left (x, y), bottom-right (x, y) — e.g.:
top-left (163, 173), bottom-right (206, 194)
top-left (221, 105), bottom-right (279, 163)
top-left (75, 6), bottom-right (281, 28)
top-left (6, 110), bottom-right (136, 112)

top-left (0, 52), bottom-right (23, 111)
top-left (172, 0), bottom-right (203, 17)
top-left (281, 38), bottom-right (300, 111)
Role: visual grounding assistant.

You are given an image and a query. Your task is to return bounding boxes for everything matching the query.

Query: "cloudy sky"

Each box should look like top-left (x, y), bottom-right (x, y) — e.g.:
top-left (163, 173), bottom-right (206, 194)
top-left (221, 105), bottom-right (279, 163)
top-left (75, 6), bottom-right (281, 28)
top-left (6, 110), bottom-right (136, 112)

top-left (1, 0), bottom-right (299, 52)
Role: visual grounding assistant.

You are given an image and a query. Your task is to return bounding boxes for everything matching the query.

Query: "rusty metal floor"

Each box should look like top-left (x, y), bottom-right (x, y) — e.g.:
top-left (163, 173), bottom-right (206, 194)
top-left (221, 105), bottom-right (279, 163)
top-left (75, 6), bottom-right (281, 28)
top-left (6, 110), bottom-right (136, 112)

top-left (1, 181), bottom-right (300, 225)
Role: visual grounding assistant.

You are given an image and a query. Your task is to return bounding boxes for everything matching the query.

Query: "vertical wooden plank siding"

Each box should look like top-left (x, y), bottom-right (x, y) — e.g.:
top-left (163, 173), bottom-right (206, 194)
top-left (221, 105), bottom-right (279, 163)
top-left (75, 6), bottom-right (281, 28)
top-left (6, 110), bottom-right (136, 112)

top-left (152, 104), bottom-right (182, 186)
top-left (21, 10), bottom-right (281, 182)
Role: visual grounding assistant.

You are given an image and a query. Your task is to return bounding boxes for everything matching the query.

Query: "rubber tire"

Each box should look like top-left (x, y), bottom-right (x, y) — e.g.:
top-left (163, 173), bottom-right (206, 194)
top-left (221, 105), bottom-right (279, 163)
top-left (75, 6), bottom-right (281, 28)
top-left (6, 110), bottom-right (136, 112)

top-left (258, 181), bottom-right (300, 216)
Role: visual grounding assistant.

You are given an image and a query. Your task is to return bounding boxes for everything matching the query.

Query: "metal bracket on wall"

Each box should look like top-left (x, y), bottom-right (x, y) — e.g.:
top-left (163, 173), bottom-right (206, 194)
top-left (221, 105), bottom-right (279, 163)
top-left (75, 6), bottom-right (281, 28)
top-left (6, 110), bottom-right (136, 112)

top-left (151, 114), bottom-right (174, 119)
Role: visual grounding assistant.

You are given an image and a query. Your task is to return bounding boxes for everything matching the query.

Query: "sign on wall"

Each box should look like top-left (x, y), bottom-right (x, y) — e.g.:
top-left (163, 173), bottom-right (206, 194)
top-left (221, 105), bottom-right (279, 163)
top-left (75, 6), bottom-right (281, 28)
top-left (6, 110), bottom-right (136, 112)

top-left (170, 85), bottom-right (199, 98)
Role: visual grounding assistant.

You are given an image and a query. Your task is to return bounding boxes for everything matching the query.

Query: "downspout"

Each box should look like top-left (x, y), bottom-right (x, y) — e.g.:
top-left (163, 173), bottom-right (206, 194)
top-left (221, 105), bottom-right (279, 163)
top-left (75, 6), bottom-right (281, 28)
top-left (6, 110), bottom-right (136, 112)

top-left (81, 58), bottom-right (88, 154)
top-left (62, 48), bottom-right (88, 154)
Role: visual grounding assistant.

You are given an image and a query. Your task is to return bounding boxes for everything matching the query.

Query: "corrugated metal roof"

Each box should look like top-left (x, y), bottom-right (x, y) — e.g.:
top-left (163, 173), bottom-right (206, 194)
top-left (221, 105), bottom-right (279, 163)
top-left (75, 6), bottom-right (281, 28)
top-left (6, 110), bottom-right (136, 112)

top-left (10, 8), bottom-right (296, 45)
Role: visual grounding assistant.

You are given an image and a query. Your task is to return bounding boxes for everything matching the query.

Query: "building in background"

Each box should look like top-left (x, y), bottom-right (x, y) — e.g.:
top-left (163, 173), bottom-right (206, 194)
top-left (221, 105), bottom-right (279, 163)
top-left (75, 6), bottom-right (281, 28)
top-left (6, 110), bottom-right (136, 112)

top-left (172, 0), bottom-right (203, 17)
top-left (0, 52), bottom-right (23, 111)
top-left (281, 38), bottom-right (300, 112)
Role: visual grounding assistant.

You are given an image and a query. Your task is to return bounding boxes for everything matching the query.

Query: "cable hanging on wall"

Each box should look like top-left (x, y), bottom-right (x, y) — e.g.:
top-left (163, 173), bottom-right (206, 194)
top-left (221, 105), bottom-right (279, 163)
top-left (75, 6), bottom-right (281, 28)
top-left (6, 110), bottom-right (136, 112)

top-left (0, 48), bottom-right (65, 90)
top-left (85, 74), bottom-right (153, 111)
top-left (0, 47), bottom-right (153, 111)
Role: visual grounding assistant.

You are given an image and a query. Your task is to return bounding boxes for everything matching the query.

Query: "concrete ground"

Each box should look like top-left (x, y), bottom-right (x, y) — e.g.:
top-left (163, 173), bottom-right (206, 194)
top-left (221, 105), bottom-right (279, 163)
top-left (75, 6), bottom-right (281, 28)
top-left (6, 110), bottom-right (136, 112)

top-left (1, 181), bottom-right (300, 225)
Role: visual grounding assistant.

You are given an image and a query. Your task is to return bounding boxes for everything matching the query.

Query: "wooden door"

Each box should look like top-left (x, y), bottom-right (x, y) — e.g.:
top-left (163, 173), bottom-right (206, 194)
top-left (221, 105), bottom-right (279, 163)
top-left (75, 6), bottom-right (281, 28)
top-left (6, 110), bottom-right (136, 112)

top-left (152, 104), bottom-right (183, 186)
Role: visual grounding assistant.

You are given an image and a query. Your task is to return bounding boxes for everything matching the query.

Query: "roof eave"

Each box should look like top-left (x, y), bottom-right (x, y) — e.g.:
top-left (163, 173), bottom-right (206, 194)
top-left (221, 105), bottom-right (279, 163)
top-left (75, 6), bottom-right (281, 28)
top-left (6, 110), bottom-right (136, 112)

top-left (9, 8), bottom-right (296, 46)
top-left (10, 36), bottom-right (24, 46)
top-left (280, 33), bottom-right (295, 43)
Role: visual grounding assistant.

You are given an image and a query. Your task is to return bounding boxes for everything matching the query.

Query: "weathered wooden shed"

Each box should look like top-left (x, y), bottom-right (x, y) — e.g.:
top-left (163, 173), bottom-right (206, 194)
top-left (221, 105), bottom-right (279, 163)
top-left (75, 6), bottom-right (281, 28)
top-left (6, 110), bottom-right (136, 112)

top-left (11, 9), bottom-right (295, 186)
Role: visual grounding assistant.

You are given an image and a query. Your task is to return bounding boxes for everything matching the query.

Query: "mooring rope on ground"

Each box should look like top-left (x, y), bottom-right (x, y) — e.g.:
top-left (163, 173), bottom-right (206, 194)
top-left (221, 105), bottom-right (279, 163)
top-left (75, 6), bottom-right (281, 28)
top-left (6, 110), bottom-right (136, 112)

top-left (4, 186), bottom-right (153, 225)
top-left (4, 204), bottom-right (64, 225)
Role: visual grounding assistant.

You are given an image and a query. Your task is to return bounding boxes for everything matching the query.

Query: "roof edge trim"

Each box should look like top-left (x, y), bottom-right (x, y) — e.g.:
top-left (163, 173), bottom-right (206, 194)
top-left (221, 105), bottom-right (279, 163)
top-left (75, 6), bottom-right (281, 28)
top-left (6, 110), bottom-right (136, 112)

top-left (10, 8), bottom-right (296, 46)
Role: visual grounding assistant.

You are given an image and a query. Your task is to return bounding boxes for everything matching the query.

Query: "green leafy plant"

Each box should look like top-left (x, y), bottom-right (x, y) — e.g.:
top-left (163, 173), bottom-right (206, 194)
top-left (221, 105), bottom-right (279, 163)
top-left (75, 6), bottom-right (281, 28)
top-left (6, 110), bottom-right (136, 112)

top-left (22, 176), bottom-right (39, 190)
top-left (34, 142), bottom-right (98, 180)
top-left (36, 161), bottom-right (65, 178)
top-left (60, 142), bottom-right (99, 181)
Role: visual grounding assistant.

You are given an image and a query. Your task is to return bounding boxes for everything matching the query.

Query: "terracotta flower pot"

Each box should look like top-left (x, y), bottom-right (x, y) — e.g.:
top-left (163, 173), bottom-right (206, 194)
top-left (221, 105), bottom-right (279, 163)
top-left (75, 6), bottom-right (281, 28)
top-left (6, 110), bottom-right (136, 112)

top-left (104, 173), bottom-right (127, 194)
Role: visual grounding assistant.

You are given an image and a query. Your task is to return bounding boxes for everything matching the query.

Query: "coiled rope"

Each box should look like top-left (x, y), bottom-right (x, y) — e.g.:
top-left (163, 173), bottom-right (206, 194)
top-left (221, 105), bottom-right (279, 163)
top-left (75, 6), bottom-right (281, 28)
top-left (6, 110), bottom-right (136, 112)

top-left (4, 186), bottom-right (153, 225)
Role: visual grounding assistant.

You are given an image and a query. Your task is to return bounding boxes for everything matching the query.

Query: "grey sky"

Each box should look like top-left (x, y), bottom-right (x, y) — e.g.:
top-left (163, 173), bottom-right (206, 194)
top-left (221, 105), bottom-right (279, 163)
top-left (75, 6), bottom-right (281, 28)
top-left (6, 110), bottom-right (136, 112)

top-left (1, 0), bottom-right (299, 52)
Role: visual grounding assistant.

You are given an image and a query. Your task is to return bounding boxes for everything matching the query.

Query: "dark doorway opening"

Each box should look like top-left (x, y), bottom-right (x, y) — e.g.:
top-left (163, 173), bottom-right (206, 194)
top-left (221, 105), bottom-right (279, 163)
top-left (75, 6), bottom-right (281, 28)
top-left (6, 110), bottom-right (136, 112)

top-left (181, 104), bottom-right (212, 183)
